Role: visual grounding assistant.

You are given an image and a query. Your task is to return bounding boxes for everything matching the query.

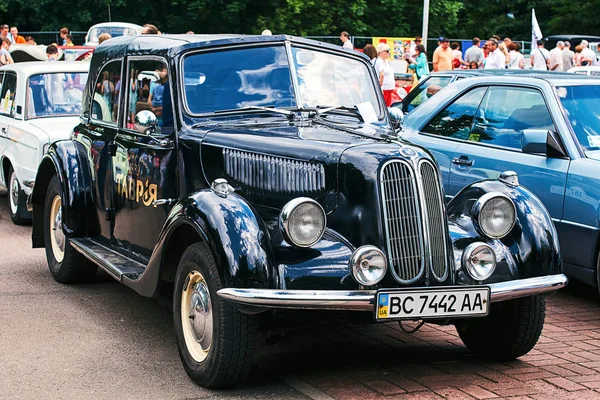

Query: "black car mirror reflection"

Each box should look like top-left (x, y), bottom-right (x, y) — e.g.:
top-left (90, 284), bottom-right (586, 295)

top-left (388, 106), bottom-right (404, 132)
top-left (134, 110), bottom-right (158, 135)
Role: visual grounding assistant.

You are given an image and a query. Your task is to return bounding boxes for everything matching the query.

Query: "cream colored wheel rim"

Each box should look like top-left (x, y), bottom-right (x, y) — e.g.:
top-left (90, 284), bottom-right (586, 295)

top-left (181, 270), bottom-right (213, 362)
top-left (9, 171), bottom-right (19, 216)
top-left (49, 195), bottom-right (65, 263)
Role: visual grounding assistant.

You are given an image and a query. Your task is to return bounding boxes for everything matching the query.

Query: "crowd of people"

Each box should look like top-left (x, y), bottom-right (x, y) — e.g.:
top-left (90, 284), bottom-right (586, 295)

top-left (341, 31), bottom-right (600, 105)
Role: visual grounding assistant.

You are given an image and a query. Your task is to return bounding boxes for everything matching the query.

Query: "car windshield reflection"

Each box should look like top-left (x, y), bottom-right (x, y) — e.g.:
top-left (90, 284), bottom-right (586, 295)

top-left (183, 45), bottom-right (382, 120)
top-left (27, 72), bottom-right (88, 119)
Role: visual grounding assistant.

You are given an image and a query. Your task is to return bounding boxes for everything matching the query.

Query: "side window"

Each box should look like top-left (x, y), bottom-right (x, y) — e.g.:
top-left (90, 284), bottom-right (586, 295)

top-left (470, 87), bottom-right (555, 150)
top-left (0, 73), bottom-right (17, 117)
top-left (126, 59), bottom-right (171, 135)
top-left (91, 60), bottom-right (122, 125)
top-left (406, 76), bottom-right (453, 112)
top-left (422, 87), bottom-right (487, 140)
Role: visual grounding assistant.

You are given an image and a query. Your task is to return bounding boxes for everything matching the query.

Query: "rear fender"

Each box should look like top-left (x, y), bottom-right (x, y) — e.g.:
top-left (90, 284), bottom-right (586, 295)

top-left (30, 140), bottom-right (94, 247)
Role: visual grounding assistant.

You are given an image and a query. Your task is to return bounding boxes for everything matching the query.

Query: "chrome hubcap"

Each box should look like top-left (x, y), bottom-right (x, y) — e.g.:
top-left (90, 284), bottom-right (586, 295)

top-left (9, 172), bottom-right (19, 215)
top-left (49, 195), bottom-right (65, 263)
top-left (181, 271), bottom-right (213, 362)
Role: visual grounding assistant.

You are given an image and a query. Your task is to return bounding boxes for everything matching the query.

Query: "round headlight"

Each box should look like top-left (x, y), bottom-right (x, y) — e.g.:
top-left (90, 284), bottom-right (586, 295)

top-left (280, 198), bottom-right (326, 248)
top-left (350, 246), bottom-right (388, 286)
top-left (462, 242), bottom-right (496, 281)
top-left (473, 193), bottom-right (516, 239)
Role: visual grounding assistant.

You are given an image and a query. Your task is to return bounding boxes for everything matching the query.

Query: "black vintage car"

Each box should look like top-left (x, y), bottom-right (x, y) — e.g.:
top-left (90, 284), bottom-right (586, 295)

top-left (29, 34), bottom-right (567, 388)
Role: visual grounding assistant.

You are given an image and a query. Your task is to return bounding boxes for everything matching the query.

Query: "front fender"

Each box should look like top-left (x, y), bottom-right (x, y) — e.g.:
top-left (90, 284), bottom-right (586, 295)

top-left (30, 139), bottom-right (94, 247)
top-left (129, 189), bottom-right (278, 297)
top-left (447, 179), bottom-right (562, 284)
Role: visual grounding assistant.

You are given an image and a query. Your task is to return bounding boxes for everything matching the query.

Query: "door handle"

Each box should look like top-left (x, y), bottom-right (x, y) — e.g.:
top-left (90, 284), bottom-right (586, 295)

top-left (452, 156), bottom-right (473, 166)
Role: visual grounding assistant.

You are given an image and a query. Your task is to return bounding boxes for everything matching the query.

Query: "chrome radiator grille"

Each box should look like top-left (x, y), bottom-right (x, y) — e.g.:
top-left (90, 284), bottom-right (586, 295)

top-left (380, 161), bottom-right (425, 283)
top-left (420, 160), bottom-right (448, 281)
top-left (380, 159), bottom-right (448, 283)
top-left (223, 148), bottom-right (325, 195)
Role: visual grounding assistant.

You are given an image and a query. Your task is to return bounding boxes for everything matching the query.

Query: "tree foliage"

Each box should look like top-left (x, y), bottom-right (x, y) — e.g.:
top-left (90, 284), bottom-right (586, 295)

top-left (0, 0), bottom-right (597, 41)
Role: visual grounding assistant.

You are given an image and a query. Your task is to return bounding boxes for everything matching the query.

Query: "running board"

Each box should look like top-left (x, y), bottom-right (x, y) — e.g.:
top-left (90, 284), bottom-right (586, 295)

top-left (70, 238), bottom-right (146, 282)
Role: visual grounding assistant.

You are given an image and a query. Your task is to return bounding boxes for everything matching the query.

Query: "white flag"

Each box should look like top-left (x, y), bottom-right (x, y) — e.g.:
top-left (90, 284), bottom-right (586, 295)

top-left (531, 8), bottom-right (543, 51)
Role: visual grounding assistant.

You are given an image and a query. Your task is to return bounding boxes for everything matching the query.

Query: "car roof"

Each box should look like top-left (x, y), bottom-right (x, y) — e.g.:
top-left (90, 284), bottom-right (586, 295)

top-left (91, 34), bottom-right (367, 67)
top-left (544, 34), bottom-right (600, 41)
top-left (0, 61), bottom-right (90, 75)
top-left (428, 69), bottom-right (577, 78)
top-left (451, 74), bottom-right (600, 87)
top-left (88, 22), bottom-right (143, 29)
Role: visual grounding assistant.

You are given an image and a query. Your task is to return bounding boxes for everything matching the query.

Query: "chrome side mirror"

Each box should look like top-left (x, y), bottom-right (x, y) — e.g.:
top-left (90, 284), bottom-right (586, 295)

top-left (134, 110), bottom-right (157, 135)
top-left (388, 106), bottom-right (404, 132)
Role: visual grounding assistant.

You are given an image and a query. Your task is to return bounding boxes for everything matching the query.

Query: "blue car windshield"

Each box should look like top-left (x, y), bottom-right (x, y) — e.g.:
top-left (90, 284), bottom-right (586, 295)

top-left (557, 85), bottom-right (600, 151)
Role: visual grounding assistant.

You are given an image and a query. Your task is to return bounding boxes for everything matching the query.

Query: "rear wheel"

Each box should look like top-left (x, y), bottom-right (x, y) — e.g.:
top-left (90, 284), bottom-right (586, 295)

top-left (173, 242), bottom-right (257, 388)
top-left (8, 167), bottom-right (29, 225)
top-left (43, 175), bottom-right (97, 283)
top-left (455, 295), bottom-right (545, 361)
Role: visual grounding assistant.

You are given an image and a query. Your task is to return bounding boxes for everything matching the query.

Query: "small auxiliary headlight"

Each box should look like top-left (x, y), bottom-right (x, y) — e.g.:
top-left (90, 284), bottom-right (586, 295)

top-left (473, 193), bottom-right (516, 239)
top-left (462, 242), bottom-right (496, 281)
top-left (350, 246), bottom-right (387, 286)
top-left (279, 198), bottom-right (326, 248)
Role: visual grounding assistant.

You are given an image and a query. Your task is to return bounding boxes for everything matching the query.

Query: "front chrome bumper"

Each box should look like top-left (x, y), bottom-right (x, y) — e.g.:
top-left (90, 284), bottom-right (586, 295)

top-left (217, 274), bottom-right (568, 312)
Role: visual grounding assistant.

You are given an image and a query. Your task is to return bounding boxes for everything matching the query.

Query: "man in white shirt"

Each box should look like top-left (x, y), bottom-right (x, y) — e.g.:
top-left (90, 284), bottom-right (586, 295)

top-left (530, 40), bottom-right (550, 70)
top-left (465, 37), bottom-right (484, 66)
top-left (580, 40), bottom-right (597, 66)
top-left (484, 39), bottom-right (505, 69)
top-left (549, 41), bottom-right (564, 71)
top-left (340, 31), bottom-right (353, 49)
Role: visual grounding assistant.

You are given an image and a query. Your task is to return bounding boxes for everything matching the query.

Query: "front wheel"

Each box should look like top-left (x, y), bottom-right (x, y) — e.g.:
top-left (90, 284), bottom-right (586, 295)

top-left (455, 295), bottom-right (545, 361)
top-left (173, 242), bottom-right (257, 388)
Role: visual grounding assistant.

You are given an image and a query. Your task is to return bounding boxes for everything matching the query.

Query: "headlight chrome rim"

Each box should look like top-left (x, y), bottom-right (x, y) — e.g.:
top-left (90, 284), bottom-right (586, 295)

top-left (472, 192), bottom-right (516, 239)
top-left (279, 197), bottom-right (326, 248)
top-left (462, 242), bottom-right (497, 281)
top-left (350, 245), bottom-right (388, 286)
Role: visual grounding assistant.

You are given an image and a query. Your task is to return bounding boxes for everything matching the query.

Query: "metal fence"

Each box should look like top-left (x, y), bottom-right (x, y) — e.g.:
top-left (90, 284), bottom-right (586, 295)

top-left (19, 31), bottom-right (87, 46)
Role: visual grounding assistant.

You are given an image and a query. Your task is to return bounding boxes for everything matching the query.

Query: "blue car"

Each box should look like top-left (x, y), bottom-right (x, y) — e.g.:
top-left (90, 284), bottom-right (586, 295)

top-left (402, 74), bottom-right (600, 292)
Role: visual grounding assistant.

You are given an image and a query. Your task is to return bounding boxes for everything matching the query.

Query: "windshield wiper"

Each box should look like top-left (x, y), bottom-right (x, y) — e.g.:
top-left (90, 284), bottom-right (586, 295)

top-left (316, 105), bottom-right (363, 121)
top-left (214, 105), bottom-right (293, 116)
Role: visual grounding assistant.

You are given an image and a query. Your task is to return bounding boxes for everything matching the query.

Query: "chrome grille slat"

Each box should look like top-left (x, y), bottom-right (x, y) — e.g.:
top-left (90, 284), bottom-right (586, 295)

top-left (223, 149), bottom-right (325, 195)
top-left (420, 161), bottom-right (448, 281)
top-left (380, 161), bottom-right (425, 283)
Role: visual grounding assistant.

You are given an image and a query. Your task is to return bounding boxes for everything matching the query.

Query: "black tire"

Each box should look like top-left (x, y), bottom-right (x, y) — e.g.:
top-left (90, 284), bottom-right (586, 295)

top-left (173, 242), bottom-right (257, 388)
top-left (43, 175), bottom-right (97, 283)
top-left (596, 251), bottom-right (600, 295)
top-left (8, 167), bottom-right (30, 225)
top-left (455, 295), bottom-right (545, 361)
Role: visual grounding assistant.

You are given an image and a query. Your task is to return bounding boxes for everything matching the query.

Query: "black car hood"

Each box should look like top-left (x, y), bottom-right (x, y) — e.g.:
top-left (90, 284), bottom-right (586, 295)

top-left (198, 119), bottom-right (428, 214)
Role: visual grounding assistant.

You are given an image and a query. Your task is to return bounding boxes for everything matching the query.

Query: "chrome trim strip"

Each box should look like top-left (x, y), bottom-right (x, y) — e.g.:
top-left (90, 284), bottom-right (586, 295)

top-left (552, 218), bottom-right (600, 231)
top-left (217, 274), bottom-right (568, 311)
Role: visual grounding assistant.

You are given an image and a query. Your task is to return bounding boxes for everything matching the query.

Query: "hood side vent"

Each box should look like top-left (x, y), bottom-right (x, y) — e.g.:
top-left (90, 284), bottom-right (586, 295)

top-left (223, 148), bottom-right (325, 195)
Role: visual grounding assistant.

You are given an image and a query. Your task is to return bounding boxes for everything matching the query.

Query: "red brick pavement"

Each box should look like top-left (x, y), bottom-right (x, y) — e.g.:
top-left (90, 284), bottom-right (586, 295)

top-left (251, 281), bottom-right (600, 399)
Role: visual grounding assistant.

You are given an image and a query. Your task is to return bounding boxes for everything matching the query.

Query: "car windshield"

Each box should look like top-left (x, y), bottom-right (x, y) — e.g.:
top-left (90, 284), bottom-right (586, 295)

top-left (87, 26), bottom-right (138, 44)
top-left (556, 85), bottom-right (600, 151)
top-left (183, 45), bottom-right (383, 120)
top-left (27, 72), bottom-right (88, 119)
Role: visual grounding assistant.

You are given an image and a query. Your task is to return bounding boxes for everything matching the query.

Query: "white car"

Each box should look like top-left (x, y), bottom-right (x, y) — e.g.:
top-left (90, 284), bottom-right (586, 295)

top-left (0, 61), bottom-right (89, 224)
top-left (84, 22), bottom-right (144, 46)
top-left (567, 66), bottom-right (600, 76)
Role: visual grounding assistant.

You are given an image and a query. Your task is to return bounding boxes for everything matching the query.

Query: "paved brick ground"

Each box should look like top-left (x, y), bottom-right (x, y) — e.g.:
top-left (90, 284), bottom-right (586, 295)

top-left (251, 281), bottom-right (600, 400)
